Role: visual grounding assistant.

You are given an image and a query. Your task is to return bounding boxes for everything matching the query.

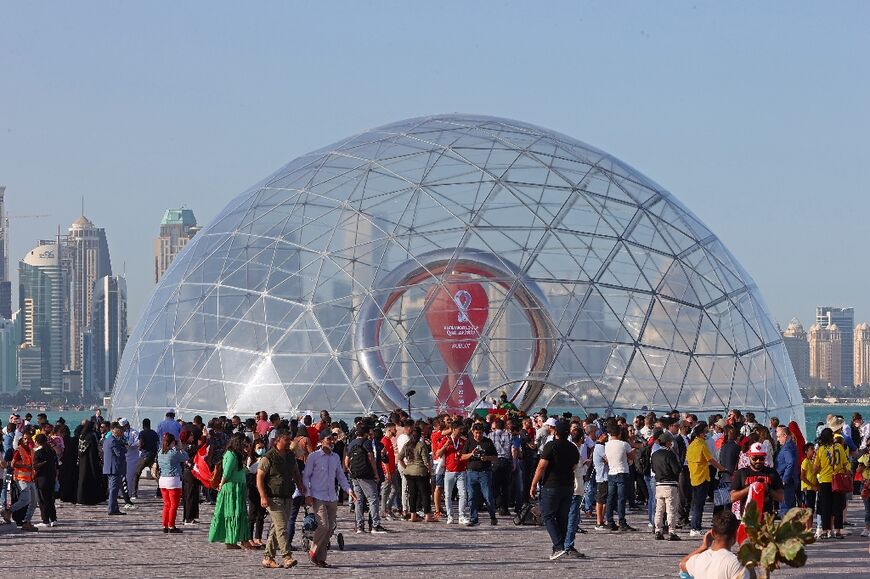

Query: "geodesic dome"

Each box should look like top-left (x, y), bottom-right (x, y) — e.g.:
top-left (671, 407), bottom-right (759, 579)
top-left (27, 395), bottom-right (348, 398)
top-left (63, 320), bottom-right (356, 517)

top-left (111, 114), bottom-right (805, 426)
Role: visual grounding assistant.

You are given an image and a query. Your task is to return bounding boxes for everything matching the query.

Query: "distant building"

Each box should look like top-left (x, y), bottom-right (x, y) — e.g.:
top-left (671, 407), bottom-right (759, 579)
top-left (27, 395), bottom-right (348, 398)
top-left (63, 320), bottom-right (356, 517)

top-left (67, 215), bottom-right (112, 376)
top-left (0, 186), bottom-right (10, 319)
top-left (17, 345), bottom-right (41, 391)
top-left (154, 208), bottom-right (200, 283)
top-left (0, 317), bottom-right (18, 393)
top-left (808, 323), bottom-right (842, 388)
top-left (89, 275), bottom-right (127, 395)
top-left (19, 241), bottom-right (67, 393)
top-left (816, 306), bottom-right (854, 387)
top-left (854, 323), bottom-right (870, 387)
top-left (782, 319), bottom-right (809, 387)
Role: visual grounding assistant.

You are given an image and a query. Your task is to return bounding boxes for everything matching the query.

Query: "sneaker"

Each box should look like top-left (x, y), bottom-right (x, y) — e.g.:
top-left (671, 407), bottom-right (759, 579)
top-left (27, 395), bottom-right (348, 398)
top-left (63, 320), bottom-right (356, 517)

top-left (668, 533), bottom-right (682, 541)
top-left (654, 531), bottom-right (664, 540)
top-left (50, 521), bottom-right (58, 527)
top-left (354, 528), bottom-right (364, 534)
top-left (123, 503), bottom-right (136, 510)
top-left (593, 524), bottom-right (608, 531)
top-left (549, 550), bottom-right (567, 560)
top-left (458, 518), bottom-right (471, 525)
top-left (860, 528), bottom-right (870, 538)
top-left (619, 524), bottom-right (637, 532)
top-left (466, 520), bottom-right (479, 527)
top-left (167, 527), bottom-right (183, 534)
top-left (490, 517), bottom-right (498, 526)
top-left (647, 522), bottom-right (654, 529)
top-left (446, 517), bottom-right (455, 525)
top-left (33, 522), bottom-right (49, 528)
top-left (184, 521), bottom-right (197, 526)
top-left (1, 509), bottom-right (10, 523)
top-left (564, 547), bottom-right (586, 558)
top-left (689, 529), bottom-right (702, 538)
top-left (371, 525), bottom-right (388, 534)
top-left (21, 522), bottom-right (39, 532)
top-left (608, 522), bottom-right (619, 532)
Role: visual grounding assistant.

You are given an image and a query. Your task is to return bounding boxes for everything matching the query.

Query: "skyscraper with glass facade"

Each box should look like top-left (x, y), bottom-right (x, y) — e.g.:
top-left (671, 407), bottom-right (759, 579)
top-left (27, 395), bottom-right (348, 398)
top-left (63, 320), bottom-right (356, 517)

top-left (19, 241), bottom-right (67, 393)
top-left (816, 306), bottom-right (854, 387)
top-left (89, 275), bottom-right (127, 395)
top-left (154, 209), bottom-right (200, 283)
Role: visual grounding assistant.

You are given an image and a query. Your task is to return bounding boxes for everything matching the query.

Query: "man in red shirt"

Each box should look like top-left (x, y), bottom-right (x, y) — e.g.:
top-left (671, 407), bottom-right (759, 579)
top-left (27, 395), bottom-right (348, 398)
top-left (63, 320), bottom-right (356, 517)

top-left (380, 422), bottom-right (398, 520)
top-left (434, 419), bottom-right (469, 525)
top-left (430, 418), bottom-right (449, 519)
top-left (303, 415), bottom-right (319, 448)
top-left (255, 411), bottom-right (272, 439)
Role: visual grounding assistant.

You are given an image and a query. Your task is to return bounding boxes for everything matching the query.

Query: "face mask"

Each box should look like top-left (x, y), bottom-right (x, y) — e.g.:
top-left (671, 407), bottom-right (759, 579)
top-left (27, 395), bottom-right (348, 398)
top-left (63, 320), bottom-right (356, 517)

top-left (256, 448), bottom-right (266, 456)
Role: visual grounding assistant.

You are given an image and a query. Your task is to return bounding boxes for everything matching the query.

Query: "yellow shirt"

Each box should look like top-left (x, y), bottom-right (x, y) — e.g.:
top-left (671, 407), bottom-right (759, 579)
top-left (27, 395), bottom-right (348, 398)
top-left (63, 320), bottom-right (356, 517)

top-left (687, 437), bottom-right (712, 486)
top-left (799, 457), bottom-right (815, 491)
top-left (812, 443), bottom-right (849, 484)
top-left (858, 454), bottom-right (870, 482)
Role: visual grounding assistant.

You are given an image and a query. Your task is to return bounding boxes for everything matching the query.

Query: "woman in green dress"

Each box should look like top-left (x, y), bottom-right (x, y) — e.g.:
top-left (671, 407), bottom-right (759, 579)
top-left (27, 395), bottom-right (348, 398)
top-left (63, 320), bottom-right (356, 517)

top-left (209, 433), bottom-right (253, 549)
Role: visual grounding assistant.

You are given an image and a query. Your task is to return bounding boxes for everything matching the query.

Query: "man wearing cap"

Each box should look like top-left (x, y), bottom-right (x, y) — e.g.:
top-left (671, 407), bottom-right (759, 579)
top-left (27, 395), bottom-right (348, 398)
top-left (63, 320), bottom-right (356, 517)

top-left (730, 442), bottom-right (784, 516)
top-left (158, 409), bottom-right (181, 441)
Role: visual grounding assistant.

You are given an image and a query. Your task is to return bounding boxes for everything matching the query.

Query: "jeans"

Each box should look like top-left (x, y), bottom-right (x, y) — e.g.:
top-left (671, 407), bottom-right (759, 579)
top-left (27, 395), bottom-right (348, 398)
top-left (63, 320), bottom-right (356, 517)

top-left (605, 473), bottom-right (629, 525)
top-left (287, 495), bottom-right (303, 543)
top-left (690, 482), bottom-right (707, 531)
top-left (352, 478), bottom-right (381, 530)
top-left (381, 470), bottom-right (397, 513)
top-left (645, 475), bottom-right (655, 525)
top-left (0, 468), bottom-right (10, 509)
top-left (466, 469), bottom-right (496, 523)
top-left (540, 485), bottom-right (573, 553)
top-left (10, 480), bottom-right (37, 523)
top-left (491, 458), bottom-right (512, 511)
top-left (582, 478), bottom-right (595, 513)
top-left (779, 484), bottom-right (797, 517)
top-left (514, 464), bottom-right (525, 512)
top-left (564, 494), bottom-right (583, 550)
top-left (444, 470), bottom-right (468, 521)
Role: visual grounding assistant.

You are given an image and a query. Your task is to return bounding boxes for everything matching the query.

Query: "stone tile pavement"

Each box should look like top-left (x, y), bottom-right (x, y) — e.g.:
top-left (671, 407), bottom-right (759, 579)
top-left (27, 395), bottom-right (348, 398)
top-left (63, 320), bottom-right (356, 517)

top-left (1, 479), bottom-right (867, 578)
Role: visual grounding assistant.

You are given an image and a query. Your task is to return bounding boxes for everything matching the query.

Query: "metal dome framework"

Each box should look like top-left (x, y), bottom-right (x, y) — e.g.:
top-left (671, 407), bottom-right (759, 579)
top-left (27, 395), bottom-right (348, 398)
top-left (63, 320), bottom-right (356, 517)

top-left (111, 114), bottom-right (804, 425)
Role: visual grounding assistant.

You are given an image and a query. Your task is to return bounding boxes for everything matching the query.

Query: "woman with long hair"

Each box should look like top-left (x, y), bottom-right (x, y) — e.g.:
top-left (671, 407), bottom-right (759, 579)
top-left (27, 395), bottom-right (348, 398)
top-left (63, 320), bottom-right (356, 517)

top-left (157, 432), bottom-right (188, 533)
top-left (755, 426), bottom-right (775, 468)
top-left (208, 432), bottom-right (253, 549)
top-left (398, 427), bottom-right (435, 522)
top-left (813, 427), bottom-right (849, 539)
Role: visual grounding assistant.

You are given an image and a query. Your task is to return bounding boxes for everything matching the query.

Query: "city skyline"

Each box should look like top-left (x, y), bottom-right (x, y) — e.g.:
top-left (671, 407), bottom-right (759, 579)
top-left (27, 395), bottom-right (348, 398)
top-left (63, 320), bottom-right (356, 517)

top-left (1, 3), bottom-right (868, 334)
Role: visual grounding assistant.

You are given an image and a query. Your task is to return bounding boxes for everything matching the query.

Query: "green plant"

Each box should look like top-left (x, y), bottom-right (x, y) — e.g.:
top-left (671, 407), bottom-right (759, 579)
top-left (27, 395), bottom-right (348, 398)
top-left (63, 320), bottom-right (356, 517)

top-left (737, 504), bottom-right (815, 576)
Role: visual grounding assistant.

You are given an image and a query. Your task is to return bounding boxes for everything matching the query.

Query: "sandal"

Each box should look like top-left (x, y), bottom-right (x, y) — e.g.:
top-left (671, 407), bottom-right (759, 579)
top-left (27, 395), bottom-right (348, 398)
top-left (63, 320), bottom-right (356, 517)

top-left (262, 558), bottom-right (280, 569)
top-left (283, 557), bottom-right (298, 568)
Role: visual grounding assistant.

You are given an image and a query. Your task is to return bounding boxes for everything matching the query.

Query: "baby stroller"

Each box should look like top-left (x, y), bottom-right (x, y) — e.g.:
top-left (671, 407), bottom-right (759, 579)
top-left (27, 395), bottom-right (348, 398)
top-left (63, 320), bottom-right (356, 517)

top-left (300, 506), bottom-right (345, 552)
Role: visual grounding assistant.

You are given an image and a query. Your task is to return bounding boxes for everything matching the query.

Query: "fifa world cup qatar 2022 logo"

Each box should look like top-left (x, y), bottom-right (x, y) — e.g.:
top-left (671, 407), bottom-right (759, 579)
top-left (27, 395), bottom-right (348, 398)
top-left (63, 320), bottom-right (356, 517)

top-left (424, 277), bottom-right (489, 413)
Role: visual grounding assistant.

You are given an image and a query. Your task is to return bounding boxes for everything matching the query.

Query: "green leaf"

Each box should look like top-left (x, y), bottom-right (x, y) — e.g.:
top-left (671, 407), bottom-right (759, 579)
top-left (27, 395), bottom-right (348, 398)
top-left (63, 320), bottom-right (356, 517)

top-left (782, 548), bottom-right (807, 568)
top-left (760, 543), bottom-right (778, 569)
top-left (778, 537), bottom-right (803, 560)
top-left (781, 507), bottom-right (812, 529)
top-left (738, 542), bottom-right (762, 566)
top-left (743, 501), bottom-right (760, 526)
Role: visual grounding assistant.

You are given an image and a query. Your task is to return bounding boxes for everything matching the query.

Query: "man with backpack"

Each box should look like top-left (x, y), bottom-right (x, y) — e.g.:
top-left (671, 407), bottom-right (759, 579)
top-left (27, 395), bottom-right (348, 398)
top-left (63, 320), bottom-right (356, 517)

top-left (344, 424), bottom-right (387, 534)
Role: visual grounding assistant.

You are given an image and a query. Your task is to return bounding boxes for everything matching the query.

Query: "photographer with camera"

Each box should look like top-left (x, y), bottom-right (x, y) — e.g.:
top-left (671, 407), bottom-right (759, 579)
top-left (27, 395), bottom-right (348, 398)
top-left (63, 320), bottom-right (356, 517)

top-left (460, 423), bottom-right (498, 526)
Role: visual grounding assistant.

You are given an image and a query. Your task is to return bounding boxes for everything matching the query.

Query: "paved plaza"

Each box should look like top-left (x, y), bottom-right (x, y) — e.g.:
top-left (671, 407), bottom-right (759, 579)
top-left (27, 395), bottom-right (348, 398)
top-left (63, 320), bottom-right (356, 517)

top-left (2, 478), bottom-right (867, 577)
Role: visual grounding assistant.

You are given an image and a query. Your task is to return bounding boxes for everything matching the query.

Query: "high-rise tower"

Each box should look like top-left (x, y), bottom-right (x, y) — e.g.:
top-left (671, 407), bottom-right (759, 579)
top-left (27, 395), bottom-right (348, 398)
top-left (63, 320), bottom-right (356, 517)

top-left (0, 186), bottom-right (11, 319)
top-left (89, 275), bottom-right (127, 395)
top-left (854, 323), bottom-right (870, 388)
top-left (808, 322), bottom-right (842, 389)
top-left (19, 241), bottom-right (67, 393)
top-left (782, 319), bottom-right (810, 387)
top-left (154, 209), bottom-right (200, 283)
top-left (816, 306), bottom-right (854, 387)
top-left (67, 216), bottom-right (112, 375)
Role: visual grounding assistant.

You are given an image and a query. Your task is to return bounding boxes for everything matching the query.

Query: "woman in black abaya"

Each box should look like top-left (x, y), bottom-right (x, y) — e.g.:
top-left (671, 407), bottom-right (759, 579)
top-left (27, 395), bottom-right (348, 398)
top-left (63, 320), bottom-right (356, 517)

top-left (58, 422), bottom-right (79, 503)
top-left (77, 420), bottom-right (106, 505)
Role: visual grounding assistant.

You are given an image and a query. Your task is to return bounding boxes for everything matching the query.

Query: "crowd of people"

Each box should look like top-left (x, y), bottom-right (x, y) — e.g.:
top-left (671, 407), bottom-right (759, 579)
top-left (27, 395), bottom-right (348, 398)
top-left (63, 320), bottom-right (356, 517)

top-left (2, 400), bottom-right (869, 573)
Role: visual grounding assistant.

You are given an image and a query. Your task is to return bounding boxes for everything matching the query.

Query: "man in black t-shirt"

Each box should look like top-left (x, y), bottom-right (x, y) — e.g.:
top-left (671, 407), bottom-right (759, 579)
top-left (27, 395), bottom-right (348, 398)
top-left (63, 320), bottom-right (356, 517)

top-left (133, 418), bottom-right (160, 499)
top-left (460, 424), bottom-right (498, 526)
top-left (730, 442), bottom-right (784, 515)
top-left (530, 420), bottom-right (580, 560)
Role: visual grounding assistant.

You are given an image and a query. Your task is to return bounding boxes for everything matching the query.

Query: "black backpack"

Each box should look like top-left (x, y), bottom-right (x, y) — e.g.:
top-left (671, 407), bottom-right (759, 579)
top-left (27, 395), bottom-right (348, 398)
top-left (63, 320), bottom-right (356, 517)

top-left (637, 442), bottom-right (653, 477)
top-left (348, 440), bottom-right (373, 479)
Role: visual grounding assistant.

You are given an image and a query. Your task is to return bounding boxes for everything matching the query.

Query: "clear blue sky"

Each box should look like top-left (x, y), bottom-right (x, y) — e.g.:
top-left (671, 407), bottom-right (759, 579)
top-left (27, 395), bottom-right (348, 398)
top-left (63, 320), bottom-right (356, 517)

top-left (1, 2), bottom-right (868, 330)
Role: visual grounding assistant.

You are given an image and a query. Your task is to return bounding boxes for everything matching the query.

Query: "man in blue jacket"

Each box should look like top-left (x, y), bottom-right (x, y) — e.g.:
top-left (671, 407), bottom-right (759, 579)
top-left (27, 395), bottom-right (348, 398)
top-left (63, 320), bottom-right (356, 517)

top-left (774, 425), bottom-right (797, 516)
top-left (103, 425), bottom-right (127, 515)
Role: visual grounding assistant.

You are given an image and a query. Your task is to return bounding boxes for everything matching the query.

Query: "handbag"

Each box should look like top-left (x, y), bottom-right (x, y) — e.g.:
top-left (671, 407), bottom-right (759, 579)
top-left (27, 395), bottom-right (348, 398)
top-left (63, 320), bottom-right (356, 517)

top-left (832, 472), bottom-right (851, 493)
top-left (713, 475), bottom-right (732, 507)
